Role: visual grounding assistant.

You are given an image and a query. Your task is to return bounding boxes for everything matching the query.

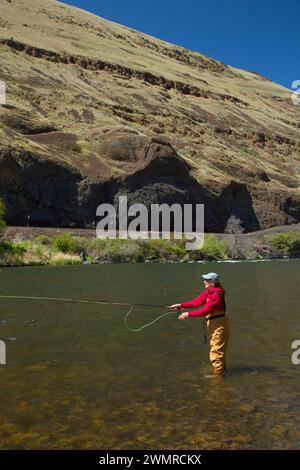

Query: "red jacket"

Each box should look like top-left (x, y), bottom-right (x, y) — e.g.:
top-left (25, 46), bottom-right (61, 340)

top-left (180, 287), bottom-right (226, 317)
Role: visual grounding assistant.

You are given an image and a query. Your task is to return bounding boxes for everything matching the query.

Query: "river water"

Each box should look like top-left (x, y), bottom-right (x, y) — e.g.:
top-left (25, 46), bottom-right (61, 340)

top-left (0, 260), bottom-right (299, 449)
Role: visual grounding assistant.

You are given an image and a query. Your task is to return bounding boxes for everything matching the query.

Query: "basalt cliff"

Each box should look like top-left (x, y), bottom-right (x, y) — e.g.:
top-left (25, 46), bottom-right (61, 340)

top-left (0, 0), bottom-right (299, 232)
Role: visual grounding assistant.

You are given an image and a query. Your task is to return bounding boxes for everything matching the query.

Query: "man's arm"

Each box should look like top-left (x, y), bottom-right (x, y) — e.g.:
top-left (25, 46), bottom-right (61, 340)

top-left (180, 291), bottom-right (207, 309)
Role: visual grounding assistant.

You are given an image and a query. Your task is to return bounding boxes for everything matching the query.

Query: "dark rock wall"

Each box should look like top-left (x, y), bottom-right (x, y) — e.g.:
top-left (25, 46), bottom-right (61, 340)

top-left (1, 136), bottom-right (298, 232)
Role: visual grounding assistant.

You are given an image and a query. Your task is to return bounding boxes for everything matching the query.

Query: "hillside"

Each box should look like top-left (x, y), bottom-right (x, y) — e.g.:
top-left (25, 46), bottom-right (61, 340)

top-left (0, 0), bottom-right (299, 232)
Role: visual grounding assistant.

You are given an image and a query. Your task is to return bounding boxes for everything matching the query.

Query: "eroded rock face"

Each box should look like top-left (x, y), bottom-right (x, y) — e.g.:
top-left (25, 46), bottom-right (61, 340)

top-left (0, 130), bottom-right (298, 232)
top-left (0, 133), bottom-right (214, 229)
top-left (0, 148), bottom-right (82, 227)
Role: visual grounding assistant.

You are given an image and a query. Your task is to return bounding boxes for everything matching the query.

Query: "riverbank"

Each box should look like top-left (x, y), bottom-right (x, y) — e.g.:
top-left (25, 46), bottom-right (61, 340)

top-left (0, 225), bottom-right (300, 267)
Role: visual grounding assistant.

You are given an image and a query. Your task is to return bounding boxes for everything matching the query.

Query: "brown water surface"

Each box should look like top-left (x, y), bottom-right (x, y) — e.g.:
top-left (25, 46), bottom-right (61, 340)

top-left (0, 260), bottom-right (299, 449)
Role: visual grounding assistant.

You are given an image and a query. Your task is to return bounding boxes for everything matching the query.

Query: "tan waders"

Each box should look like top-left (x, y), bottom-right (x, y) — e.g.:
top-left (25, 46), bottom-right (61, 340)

top-left (206, 313), bottom-right (229, 375)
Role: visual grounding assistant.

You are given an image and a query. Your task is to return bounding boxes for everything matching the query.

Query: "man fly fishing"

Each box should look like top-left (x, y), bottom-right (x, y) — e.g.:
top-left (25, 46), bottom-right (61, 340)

top-left (169, 272), bottom-right (229, 376)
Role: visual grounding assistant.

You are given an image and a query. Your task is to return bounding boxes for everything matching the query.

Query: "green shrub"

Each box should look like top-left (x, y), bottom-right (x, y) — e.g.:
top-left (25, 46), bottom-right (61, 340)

top-left (72, 140), bottom-right (89, 155)
top-left (241, 147), bottom-right (257, 156)
top-left (34, 244), bottom-right (49, 259)
top-left (200, 235), bottom-right (228, 260)
top-left (0, 240), bottom-right (26, 256)
top-left (0, 240), bottom-right (12, 255)
top-left (90, 238), bottom-right (144, 263)
top-left (137, 239), bottom-right (185, 260)
top-left (34, 235), bottom-right (52, 245)
top-left (0, 199), bottom-right (6, 230)
top-left (187, 250), bottom-right (204, 261)
top-left (52, 233), bottom-right (86, 254)
top-left (89, 238), bottom-right (185, 262)
top-left (267, 232), bottom-right (300, 256)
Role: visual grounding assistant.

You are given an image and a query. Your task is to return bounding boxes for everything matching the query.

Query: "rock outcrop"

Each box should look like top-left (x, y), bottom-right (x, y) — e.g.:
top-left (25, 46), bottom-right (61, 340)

top-left (0, 0), bottom-right (299, 232)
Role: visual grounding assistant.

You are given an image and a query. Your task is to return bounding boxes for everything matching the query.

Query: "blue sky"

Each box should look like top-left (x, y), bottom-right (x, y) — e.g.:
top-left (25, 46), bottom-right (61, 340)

top-left (61, 0), bottom-right (299, 89)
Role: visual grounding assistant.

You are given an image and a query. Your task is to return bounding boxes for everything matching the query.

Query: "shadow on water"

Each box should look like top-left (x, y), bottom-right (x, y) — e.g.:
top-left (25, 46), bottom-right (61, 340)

top-left (225, 365), bottom-right (277, 376)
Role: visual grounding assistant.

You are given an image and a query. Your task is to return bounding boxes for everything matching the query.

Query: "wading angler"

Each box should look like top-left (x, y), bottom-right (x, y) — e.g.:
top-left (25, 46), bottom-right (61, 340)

top-left (96, 196), bottom-right (204, 250)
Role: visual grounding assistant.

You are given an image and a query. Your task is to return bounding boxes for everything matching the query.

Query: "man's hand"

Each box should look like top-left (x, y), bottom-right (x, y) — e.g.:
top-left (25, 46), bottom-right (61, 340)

top-left (167, 303), bottom-right (182, 310)
top-left (178, 312), bottom-right (189, 320)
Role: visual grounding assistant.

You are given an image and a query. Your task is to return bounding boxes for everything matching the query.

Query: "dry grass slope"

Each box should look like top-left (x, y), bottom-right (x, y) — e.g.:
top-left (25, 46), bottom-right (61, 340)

top-left (0, 0), bottom-right (299, 231)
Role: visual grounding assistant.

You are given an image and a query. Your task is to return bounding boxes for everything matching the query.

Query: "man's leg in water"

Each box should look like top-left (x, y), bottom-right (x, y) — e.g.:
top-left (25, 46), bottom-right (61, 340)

top-left (207, 317), bottom-right (229, 375)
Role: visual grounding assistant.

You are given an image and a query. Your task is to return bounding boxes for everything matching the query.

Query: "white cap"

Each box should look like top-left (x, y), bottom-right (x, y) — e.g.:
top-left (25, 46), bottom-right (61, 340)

top-left (202, 272), bottom-right (219, 281)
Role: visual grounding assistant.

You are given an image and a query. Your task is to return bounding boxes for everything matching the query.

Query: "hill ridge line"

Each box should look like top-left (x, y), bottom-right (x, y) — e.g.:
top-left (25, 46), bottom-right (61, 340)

top-left (0, 38), bottom-right (249, 107)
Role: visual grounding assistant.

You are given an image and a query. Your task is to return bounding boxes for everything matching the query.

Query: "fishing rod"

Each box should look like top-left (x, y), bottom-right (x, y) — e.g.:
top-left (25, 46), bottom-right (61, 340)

top-left (0, 295), bottom-right (176, 332)
top-left (0, 295), bottom-right (167, 308)
top-left (0, 295), bottom-right (207, 342)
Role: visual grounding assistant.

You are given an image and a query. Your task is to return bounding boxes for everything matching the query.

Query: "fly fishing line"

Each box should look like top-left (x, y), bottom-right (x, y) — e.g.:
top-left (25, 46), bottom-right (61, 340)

top-left (124, 305), bottom-right (175, 332)
top-left (0, 295), bottom-right (207, 342)
top-left (0, 295), bottom-right (175, 332)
